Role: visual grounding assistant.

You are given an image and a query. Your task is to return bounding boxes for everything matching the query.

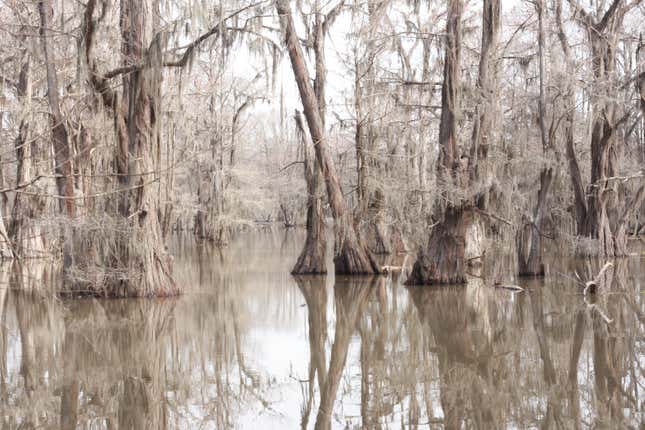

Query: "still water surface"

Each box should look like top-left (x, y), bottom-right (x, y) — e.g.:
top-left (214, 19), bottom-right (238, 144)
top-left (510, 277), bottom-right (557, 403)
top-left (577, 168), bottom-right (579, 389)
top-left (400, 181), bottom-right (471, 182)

top-left (0, 229), bottom-right (642, 429)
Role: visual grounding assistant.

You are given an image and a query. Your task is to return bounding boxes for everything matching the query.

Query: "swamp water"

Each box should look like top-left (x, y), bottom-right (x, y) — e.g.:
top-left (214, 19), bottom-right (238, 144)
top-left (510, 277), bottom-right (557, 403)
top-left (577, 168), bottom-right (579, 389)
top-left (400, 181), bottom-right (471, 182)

top-left (0, 229), bottom-right (642, 429)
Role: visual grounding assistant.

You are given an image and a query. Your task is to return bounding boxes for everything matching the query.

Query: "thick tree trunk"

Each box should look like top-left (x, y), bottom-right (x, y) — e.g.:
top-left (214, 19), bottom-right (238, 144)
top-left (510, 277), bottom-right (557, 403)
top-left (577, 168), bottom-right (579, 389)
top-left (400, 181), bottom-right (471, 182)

top-left (469, 0), bottom-right (500, 181)
top-left (114, 0), bottom-right (176, 296)
top-left (79, 0), bottom-right (176, 296)
top-left (292, 6), bottom-right (329, 274)
top-left (408, 0), bottom-right (465, 286)
top-left (437, 0), bottom-right (462, 180)
top-left (408, 0), bottom-right (499, 285)
top-left (276, 0), bottom-right (377, 274)
top-left (407, 206), bottom-right (473, 285)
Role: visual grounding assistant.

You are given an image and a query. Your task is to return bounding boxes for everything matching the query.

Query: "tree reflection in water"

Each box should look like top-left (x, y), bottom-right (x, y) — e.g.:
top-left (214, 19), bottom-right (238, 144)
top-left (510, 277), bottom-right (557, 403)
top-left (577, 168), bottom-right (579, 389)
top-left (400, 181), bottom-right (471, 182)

top-left (0, 230), bottom-right (641, 428)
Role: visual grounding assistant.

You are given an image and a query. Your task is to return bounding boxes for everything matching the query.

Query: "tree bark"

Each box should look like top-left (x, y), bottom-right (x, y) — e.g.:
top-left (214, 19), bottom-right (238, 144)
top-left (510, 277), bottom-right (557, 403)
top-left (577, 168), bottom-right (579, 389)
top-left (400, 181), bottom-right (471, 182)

top-left (292, 3), bottom-right (330, 274)
top-left (556, 0), bottom-right (587, 233)
top-left (10, 47), bottom-right (48, 259)
top-left (38, 0), bottom-right (75, 217)
top-left (292, 112), bottom-right (327, 274)
top-left (437, 0), bottom-right (462, 179)
top-left (408, 0), bottom-right (499, 285)
top-left (276, 0), bottom-right (378, 274)
top-left (517, 169), bottom-right (553, 276)
top-left (567, 0), bottom-right (642, 256)
top-left (358, 1), bottom-right (392, 255)
top-left (80, 0), bottom-right (176, 296)
top-left (517, 0), bottom-right (552, 276)
top-left (407, 206), bottom-right (473, 284)
top-left (469, 0), bottom-right (500, 181)
top-left (194, 93), bottom-right (226, 244)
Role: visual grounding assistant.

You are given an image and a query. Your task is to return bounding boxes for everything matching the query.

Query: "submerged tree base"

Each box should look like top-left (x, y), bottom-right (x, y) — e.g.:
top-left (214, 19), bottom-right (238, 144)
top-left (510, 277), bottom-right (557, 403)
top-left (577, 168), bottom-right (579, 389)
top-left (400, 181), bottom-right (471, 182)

top-left (292, 231), bottom-right (327, 275)
top-left (62, 217), bottom-right (178, 298)
top-left (333, 225), bottom-right (380, 275)
top-left (516, 220), bottom-right (546, 277)
top-left (405, 206), bottom-right (476, 285)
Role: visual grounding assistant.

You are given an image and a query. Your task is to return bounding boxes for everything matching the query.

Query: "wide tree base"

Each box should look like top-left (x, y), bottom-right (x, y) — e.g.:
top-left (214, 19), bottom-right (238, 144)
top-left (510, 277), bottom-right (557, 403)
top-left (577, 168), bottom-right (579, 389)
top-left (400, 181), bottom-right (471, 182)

top-left (363, 220), bottom-right (392, 255)
top-left (333, 229), bottom-right (379, 275)
top-left (292, 236), bottom-right (327, 275)
top-left (405, 206), bottom-right (474, 285)
top-left (62, 217), bottom-right (178, 298)
top-left (516, 222), bottom-right (545, 277)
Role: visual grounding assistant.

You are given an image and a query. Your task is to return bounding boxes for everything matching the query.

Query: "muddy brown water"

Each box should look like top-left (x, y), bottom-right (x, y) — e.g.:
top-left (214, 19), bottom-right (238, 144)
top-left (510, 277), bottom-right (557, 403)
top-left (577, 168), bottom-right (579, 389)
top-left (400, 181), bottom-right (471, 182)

top-left (0, 229), bottom-right (642, 428)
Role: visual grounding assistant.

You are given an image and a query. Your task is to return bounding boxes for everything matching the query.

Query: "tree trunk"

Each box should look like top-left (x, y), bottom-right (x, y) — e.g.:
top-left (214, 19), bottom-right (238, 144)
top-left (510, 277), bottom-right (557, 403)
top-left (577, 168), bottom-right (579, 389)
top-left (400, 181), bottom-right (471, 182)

top-left (38, 0), bottom-right (75, 217)
top-left (80, 0), bottom-right (176, 296)
top-left (408, 0), bottom-right (499, 285)
top-left (115, 0), bottom-right (176, 296)
top-left (407, 206), bottom-right (474, 285)
top-left (38, 0), bottom-right (76, 272)
top-left (363, 188), bottom-right (392, 254)
top-left (517, 168), bottom-right (553, 276)
top-left (358, 1), bottom-right (391, 255)
top-left (408, 0), bottom-right (465, 286)
top-left (292, 5), bottom-right (329, 274)
top-left (517, 0), bottom-right (551, 276)
top-left (567, 1), bottom-right (642, 256)
top-left (276, 0), bottom-right (377, 275)
top-left (469, 0), bottom-right (501, 182)
top-left (639, 36), bottom-right (645, 119)
top-left (194, 137), bottom-right (226, 245)
top-left (437, 0), bottom-right (462, 180)
top-left (10, 49), bottom-right (48, 259)
top-left (292, 112), bottom-right (327, 274)
top-left (556, 0), bottom-right (587, 233)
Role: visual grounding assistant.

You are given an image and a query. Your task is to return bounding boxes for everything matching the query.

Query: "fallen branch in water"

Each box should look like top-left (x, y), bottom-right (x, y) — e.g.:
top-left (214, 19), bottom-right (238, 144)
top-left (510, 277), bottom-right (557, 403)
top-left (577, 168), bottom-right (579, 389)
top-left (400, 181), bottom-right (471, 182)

top-left (583, 261), bottom-right (613, 295)
top-left (494, 284), bottom-right (524, 292)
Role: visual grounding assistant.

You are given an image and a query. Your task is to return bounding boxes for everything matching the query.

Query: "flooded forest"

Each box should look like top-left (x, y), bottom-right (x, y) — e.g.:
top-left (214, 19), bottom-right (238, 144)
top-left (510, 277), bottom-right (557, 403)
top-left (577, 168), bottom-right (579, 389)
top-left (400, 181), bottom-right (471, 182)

top-left (0, 0), bottom-right (644, 428)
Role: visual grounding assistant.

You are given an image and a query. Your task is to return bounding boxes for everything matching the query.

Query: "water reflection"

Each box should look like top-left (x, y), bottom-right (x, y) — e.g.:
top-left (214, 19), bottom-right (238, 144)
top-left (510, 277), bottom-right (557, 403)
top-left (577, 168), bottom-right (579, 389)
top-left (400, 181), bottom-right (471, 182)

top-left (0, 230), bottom-right (641, 429)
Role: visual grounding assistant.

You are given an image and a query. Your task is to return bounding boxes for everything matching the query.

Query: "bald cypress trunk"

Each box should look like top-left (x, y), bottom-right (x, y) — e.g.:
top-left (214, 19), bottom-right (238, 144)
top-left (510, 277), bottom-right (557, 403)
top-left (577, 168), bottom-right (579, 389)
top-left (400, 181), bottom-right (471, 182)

top-left (11, 45), bottom-right (48, 259)
top-left (408, 0), bottom-right (499, 285)
top-left (292, 4), bottom-right (328, 275)
top-left (407, 0), bottom-right (466, 285)
top-left (79, 0), bottom-right (176, 296)
top-left (277, 0), bottom-right (378, 275)
top-left (38, 0), bottom-right (75, 217)
top-left (566, 1), bottom-right (645, 256)
top-left (292, 113), bottom-right (327, 274)
top-left (517, 0), bottom-right (552, 276)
